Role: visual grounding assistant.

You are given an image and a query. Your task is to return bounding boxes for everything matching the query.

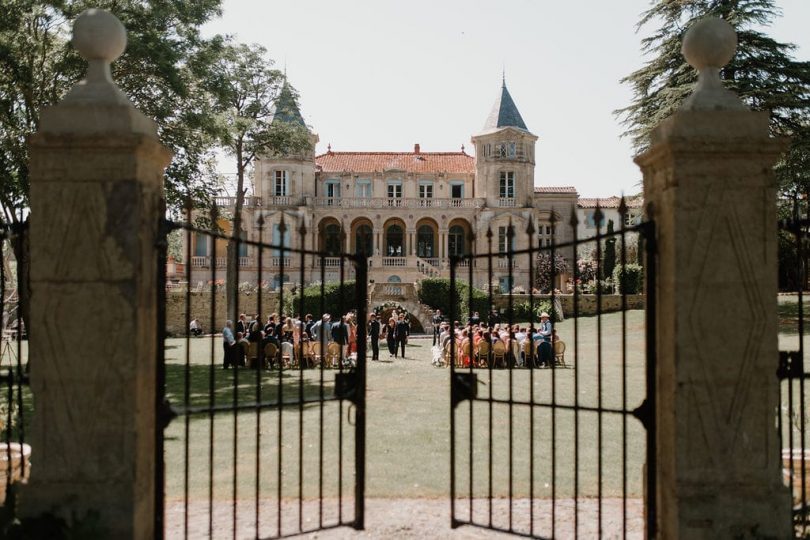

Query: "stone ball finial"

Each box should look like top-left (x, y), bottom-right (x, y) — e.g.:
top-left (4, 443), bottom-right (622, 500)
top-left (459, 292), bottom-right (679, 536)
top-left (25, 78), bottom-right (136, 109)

top-left (682, 17), bottom-right (736, 71)
top-left (72, 9), bottom-right (127, 63)
top-left (679, 17), bottom-right (746, 112)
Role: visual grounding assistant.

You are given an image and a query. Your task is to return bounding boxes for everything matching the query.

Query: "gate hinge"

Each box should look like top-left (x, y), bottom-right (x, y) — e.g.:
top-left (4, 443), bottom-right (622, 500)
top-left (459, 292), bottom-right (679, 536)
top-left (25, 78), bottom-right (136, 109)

top-left (631, 398), bottom-right (652, 430)
top-left (158, 398), bottom-right (178, 429)
top-left (777, 350), bottom-right (804, 380)
top-left (452, 373), bottom-right (477, 408)
top-left (335, 372), bottom-right (360, 405)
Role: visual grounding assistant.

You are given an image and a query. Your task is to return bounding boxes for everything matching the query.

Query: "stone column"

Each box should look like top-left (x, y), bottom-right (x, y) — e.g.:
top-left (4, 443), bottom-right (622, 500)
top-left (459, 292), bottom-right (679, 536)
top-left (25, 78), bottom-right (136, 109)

top-left (439, 228), bottom-right (447, 259)
top-left (635, 18), bottom-right (790, 539)
top-left (25, 10), bottom-right (170, 539)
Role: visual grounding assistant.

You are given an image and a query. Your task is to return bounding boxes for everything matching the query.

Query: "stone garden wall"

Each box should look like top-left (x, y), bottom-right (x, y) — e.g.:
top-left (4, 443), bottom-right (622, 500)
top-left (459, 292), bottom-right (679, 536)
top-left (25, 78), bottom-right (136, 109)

top-left (165, 291), bottom-right (280, 336)
top-left (492, 294), bottom-right (645, 317)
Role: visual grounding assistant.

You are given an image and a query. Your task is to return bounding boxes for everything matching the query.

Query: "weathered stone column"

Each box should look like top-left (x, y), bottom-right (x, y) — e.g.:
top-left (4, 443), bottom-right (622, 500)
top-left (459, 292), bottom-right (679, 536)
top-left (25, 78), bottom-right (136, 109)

top-left (24, 9), bottom-right (170, 539)
top-left (635, 18), bottom-right (790, 539)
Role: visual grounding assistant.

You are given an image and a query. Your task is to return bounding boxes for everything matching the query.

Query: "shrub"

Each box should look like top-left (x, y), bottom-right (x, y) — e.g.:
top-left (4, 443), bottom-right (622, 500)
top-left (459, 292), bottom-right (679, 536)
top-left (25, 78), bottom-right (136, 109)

top-left (504, 299), bottom-right (555, 323)
top-left (613, 264), bottom-right (644, 294)
top-left (418, 278), bottom-right (489, 321)
top-left (284, 280), bottom-right (357, 318)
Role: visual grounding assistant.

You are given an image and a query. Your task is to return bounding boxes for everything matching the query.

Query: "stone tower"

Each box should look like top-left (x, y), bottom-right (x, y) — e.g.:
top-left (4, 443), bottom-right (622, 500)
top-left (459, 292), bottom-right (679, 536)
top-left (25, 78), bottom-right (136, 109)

top-left (253, 79), bottom-right (319, 205)
top-left (471, 80), bottom-right (538, 208)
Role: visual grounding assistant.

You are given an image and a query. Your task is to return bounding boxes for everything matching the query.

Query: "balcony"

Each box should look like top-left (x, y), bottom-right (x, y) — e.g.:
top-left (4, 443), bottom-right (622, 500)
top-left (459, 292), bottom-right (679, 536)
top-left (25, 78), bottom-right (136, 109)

top-left (498, 198), bottom-right (517, 207)
top-left (189, 256), bottom-right (253, 268)
top-left (214, 196), bottom-right (263, 208)
top-left (497, 257), bottom-right (519, 269)
top-left (311, 197), bottom-right (484, 209)
top-left (382, 257), bottom-right (407, 267)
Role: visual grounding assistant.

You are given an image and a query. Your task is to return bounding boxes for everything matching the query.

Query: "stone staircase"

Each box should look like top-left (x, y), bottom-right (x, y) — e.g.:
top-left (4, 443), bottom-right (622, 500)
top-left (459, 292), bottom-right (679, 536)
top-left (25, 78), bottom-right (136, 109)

top-left (368, 282), bottom-right (436, 334)
top-left (415, 257), bottom-right (442, 278)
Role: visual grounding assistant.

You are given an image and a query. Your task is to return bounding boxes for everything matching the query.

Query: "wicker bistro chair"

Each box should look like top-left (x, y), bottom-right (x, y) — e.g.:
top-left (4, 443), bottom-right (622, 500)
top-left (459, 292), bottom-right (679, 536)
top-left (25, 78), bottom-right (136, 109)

top-left (459, 340), bottom-right (472, 368)
top-left (263, 342), bottom-right (279, 369)
top-left (442, 342), bottom-right (452, 368)
top-left (476, 341), bottom-right (491, 368)
top-left (521, 339), bottom-right (534, 368)
top-left (554, 340), bottom-right (567, 368)
top-left (300, 340), bottom-right (317, 368)
top-left (310, 341), bottom-right (323, 366)
top-left (492, 340), bottom-right (507, 368)
top-left (281, 341), bottom-right (295, 368)
top-left (325, 342), bottom-right (342, 368)
top-left (247, 342), bottom-right (260, 369)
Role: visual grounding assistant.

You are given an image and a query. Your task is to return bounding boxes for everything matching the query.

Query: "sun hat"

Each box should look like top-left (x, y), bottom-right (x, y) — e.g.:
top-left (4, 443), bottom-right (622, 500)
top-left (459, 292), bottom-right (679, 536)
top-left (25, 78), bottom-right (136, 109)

top-left (540, 312), bottom-right (550, 318)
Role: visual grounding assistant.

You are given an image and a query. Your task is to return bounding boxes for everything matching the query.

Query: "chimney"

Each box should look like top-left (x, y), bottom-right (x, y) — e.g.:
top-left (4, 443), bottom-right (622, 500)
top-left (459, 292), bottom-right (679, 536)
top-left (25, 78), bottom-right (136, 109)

top-left (414, 143), bottom-right (420, 154)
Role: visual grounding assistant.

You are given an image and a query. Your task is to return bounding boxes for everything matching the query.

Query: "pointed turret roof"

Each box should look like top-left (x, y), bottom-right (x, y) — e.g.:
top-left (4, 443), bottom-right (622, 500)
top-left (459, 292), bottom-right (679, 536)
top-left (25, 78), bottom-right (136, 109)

top-left (270, 79), bottom-right (306, 127)
top-left (483, 80), bottom-right (528, 132)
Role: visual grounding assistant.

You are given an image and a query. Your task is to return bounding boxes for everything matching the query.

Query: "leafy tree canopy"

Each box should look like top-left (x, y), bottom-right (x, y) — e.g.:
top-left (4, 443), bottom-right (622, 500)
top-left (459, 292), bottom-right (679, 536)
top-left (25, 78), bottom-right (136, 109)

top-left (0, 0), bottom-right (308, 224)
top-left (618, 0), bottom-right (810, 196)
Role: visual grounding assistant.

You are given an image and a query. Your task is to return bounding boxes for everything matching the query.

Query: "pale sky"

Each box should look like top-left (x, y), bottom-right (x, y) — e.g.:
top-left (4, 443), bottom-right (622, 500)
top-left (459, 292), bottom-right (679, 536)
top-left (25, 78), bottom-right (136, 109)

top-left (203, 0), bottom-right (810, 198)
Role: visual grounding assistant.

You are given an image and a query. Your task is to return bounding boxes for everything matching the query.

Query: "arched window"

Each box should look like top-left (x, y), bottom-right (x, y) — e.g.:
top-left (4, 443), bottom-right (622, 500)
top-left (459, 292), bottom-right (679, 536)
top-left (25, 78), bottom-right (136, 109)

top-left (355, 224), bottom-right (373, 256)
top-left (448, 225), bottom-right (466, 256)
top-left (324, 224), bottom-right (342, 256)
top-left (416, 225), bottom-right (435, 258)
top-left (386, 225), bottom-right (404, 256)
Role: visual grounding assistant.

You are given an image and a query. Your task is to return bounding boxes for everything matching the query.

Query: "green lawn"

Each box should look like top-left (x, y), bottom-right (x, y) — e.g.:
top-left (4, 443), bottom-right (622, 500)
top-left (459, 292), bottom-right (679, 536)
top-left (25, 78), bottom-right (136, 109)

top-left (163, 309), bottom-right (649, 503)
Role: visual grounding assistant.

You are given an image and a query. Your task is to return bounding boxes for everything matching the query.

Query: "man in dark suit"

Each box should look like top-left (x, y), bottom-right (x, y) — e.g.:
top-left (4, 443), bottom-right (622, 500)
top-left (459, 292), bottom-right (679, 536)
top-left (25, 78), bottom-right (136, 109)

top-left (236, 313), bottom-right (248, 336)
top-left (432, 309), bottom-right (443, 346)
top-left (368, 313), bottom-right (381, 361)
top-left (395, 313), bottom-right (409, 359)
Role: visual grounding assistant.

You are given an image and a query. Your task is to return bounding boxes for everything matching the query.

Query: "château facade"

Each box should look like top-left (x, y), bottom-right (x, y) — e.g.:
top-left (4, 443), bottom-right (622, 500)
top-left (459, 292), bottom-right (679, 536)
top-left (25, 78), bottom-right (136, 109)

top-left (186, 80), bottom-right (580, 292)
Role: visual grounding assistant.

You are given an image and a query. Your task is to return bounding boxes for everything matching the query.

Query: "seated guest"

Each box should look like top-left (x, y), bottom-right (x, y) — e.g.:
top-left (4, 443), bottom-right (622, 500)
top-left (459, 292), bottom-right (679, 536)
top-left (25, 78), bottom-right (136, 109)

top-left (189, 318), bottom-right (203, 337)
top-left (247, 320), bottom-right (263, 343)
top-left (234, 332), bottom-right (248, 367)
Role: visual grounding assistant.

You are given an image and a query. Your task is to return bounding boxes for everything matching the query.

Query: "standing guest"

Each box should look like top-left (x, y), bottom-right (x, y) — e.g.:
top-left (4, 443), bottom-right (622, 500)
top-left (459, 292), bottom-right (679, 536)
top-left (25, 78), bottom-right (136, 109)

top-left (236, 313), bottom-right (248, 336)
top-left (469, 311), bottom-right (480, 326)
top-left (311, 314), bottom-right (332, 344)
top-left (368, 313), bottom-right (381, 361)
top-left (384, 317), bottom-right (397, 358)
top-left (347, 314), bottom-right (358, 356)
top-left (538, 312), bottom-right (553, 343)
top-left (332, 315), bottom-right (350, 358)
top-left (432, 309), bottom-right (443, 346)
top-left (395, 313), bottom-right (410, 359)
top-left (189, 318), bottom-right (203, 337)
top-left (538, 312), bottom-right (553, 368)
top-left (222, 320), bottom-right (236, 369)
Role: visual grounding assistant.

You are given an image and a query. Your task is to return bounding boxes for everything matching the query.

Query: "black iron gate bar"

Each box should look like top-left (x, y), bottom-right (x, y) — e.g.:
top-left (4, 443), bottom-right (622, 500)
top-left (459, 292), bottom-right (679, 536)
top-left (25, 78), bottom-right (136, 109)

top-left (0, 222), bottom-right (30, 522)
top-left (777, 213), bottom-right (808, 538)
top-left (156, 212), bottom-right (366, 540)
top-left (449, 208), bottom-right (656, 539)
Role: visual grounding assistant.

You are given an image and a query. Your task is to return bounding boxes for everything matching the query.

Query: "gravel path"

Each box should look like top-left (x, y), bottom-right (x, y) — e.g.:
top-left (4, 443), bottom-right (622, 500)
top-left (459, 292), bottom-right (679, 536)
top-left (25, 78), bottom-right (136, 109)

top-left (166, 497), bottom-right (645, 539)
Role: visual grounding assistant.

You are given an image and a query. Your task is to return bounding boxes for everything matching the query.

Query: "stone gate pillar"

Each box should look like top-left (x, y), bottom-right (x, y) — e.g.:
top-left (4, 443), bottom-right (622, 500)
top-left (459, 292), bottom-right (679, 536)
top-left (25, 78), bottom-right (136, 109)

top-left (635, 18), bottom-right (791, 539)
top-left (25, 9), bottom-right (170, 539)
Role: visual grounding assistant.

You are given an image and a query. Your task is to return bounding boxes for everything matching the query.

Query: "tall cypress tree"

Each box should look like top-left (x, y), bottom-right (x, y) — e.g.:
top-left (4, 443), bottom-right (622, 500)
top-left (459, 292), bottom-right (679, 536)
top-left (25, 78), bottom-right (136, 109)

top-left (618, 0), bottom-right (810, 196)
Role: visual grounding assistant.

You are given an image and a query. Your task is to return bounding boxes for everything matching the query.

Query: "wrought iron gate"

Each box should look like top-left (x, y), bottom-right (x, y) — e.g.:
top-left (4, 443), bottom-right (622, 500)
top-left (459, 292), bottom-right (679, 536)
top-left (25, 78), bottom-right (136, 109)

top-left (155, 209), bottom-right (366, 539)
top-left (448, 206), bottom-right (657, 539)
top-left (778, 209), bottom-right (810, 538)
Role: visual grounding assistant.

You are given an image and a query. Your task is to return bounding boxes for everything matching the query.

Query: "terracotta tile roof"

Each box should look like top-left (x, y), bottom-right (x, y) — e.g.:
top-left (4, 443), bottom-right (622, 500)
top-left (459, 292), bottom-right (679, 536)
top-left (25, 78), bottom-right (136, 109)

top-left (534, 186), bottom-right (578, 194)
top-left (315, 151), bottom-right (475, 175)
top-left (577, 195), bottom-right (644, 209)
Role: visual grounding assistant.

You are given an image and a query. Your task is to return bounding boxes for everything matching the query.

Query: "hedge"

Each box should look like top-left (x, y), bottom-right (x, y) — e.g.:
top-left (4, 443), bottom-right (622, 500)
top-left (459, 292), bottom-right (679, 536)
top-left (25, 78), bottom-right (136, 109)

top-left (284, 281), bottom-right (357, 318)
top-left (418, 278), bottom-right (489, 320)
